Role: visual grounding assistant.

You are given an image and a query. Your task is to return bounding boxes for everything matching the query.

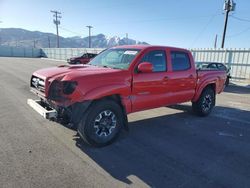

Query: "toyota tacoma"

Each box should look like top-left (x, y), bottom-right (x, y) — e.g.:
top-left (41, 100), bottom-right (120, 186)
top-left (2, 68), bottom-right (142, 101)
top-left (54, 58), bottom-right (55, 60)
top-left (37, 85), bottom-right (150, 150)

top-left (29, 45), bottom-right (227, 147)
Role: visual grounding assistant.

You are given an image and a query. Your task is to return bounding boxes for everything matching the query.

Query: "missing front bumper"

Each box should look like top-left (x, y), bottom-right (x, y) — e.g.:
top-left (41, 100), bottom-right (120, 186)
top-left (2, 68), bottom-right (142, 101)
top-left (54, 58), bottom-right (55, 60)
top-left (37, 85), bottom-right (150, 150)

top-left (27, 99), bottom-right (57, 119)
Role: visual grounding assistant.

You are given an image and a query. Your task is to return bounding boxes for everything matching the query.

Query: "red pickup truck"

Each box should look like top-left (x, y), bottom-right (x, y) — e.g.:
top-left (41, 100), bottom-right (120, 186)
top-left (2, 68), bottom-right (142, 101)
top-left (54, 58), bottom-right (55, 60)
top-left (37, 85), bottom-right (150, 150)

top-left (29, 45), bottom-right (226, 147)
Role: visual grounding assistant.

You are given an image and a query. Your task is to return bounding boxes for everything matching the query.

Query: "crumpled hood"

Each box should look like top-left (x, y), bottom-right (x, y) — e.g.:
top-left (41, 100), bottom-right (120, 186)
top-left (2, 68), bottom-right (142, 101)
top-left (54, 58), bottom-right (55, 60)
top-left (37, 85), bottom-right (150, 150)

top-left (33, 64), bottom-right (124, 81)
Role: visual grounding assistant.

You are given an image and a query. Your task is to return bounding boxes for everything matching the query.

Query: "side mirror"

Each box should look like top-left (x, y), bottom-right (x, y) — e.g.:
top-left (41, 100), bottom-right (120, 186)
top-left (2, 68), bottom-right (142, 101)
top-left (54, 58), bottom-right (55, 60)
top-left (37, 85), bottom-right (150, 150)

top-left (137, 62), bottom-right (153, 73)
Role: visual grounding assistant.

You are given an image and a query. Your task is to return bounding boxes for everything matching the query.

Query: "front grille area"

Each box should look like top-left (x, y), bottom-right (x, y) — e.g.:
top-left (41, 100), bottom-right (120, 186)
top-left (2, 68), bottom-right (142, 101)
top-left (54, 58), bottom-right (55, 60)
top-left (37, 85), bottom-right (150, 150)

top-left (31, 76), bottom-right (45, 93)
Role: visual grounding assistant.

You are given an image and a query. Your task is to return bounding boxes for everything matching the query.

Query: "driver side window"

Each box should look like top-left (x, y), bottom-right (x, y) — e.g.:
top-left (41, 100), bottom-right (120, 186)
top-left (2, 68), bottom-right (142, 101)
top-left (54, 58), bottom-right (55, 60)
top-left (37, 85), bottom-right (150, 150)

top-left (140, 50), bottom-right (167, 72)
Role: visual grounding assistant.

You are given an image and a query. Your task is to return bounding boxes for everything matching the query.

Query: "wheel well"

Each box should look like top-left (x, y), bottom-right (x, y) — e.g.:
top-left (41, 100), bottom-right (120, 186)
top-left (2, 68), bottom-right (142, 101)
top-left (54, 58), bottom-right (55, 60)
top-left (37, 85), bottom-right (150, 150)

top-left (204, 83), bottom-right (216, 94)
top-left (101, 95), bottom-right (123, 107)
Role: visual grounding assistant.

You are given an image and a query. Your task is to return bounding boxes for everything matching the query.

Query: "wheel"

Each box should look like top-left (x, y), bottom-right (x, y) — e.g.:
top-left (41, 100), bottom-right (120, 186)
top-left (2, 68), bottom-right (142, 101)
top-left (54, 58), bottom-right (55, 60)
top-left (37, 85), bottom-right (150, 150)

top-left (68, 61), bottom-right (76, 65)
top-left (225, 76), bottom-right (230, 87)
top-left (192, 87), bottom-right (215, 116)
top-left (77, 100), bottom-right (123, 147)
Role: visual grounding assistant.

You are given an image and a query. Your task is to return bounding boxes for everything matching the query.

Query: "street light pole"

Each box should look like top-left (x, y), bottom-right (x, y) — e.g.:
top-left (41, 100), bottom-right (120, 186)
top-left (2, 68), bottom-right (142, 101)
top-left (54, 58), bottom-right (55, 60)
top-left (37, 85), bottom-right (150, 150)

top-left (86, 26), bottom-right (93, 48)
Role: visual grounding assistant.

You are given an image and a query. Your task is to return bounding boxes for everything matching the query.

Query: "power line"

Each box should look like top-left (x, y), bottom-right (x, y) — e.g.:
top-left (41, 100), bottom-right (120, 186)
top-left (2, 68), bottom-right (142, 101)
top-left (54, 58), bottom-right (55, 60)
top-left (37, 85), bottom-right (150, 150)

top-left (96, 13), bottom-right (222, 26)
top-left (190, 14), bottom-right (218, 47)
top-left (230, 15), bottom-right (250, 23)
top-left (51, 10), bottom-right (61, 48)
top-left (59, 26), bottom-right (83, 36)
top-left (226, 26), bottom-right (250, 38)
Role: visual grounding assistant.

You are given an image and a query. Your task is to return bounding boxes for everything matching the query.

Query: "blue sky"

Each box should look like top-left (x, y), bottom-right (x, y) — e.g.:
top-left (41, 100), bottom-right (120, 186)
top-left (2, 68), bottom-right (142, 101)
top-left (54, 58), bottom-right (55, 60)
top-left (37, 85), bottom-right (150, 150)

top-left (0, 0), bottom-right (250, 48)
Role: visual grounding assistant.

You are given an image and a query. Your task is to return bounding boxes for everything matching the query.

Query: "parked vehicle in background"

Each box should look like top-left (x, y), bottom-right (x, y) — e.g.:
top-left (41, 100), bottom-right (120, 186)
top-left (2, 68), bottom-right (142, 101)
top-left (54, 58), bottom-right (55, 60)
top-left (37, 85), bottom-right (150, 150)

top-left (67, 53), bottom-right (98, 64)
top-left (29, 45), bottom-right (227, 147)
top-left (196, 62), bottom-right (231, 86)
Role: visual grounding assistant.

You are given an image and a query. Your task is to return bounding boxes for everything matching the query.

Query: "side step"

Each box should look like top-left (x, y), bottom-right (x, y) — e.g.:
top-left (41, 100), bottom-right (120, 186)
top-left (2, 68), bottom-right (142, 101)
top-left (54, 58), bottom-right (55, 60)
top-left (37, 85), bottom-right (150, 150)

top-left (27, 99), bottom-right (57, 119)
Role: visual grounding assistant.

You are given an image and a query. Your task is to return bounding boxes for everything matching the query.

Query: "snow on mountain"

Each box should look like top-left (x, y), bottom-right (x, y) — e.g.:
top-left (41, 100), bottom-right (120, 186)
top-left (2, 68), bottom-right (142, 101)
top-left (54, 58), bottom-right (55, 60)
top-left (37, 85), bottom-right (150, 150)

top-left (0, 28), bottom-right (149, 48)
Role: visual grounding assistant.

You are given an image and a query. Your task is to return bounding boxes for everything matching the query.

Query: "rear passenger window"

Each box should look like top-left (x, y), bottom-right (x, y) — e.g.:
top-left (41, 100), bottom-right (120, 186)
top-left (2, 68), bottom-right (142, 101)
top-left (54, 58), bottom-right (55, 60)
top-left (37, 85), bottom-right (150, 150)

top-left (140, 50), bottom-right (167, 72)
top-left (171, 52), bottom-right (191, 71)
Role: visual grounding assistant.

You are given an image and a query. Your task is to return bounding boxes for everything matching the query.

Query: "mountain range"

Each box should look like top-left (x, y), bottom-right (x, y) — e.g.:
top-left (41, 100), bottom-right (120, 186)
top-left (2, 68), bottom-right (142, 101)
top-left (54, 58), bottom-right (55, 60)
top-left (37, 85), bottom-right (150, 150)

top-left (0, 28), bottom-right (148, 48)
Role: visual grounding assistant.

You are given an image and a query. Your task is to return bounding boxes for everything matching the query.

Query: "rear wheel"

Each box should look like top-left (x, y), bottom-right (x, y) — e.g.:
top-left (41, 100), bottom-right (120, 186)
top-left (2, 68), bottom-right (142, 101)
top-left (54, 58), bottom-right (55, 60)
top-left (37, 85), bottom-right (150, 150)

top-left (192, 87), bottom-right (215, 116)
top-left (77, 100), bottom-right (123, 147)
top-left (225, 76), bottom-right (230, 87)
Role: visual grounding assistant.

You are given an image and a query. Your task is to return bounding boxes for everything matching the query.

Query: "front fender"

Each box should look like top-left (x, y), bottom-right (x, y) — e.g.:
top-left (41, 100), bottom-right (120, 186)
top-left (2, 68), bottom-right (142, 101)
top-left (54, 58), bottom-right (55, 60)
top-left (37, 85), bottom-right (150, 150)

top-left (76, 84), bottom-right (132, 113)
top-left (83, 84), bottom-right (130, 100)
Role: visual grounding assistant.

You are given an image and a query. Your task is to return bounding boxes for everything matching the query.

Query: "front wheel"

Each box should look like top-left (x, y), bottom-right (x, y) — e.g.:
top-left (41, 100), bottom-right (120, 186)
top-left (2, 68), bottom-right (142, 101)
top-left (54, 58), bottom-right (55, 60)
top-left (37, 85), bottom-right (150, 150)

top-left (192, 87), bottom-right (215, 116)
top-left (77, 100), bottom-right (123, 147)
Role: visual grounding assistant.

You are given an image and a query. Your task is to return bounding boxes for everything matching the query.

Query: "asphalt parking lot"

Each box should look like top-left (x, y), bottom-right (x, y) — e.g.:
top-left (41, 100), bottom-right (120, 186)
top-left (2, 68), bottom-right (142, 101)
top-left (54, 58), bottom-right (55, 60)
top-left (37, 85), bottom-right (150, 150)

top-left (0, 57), bottom-right (250, 188)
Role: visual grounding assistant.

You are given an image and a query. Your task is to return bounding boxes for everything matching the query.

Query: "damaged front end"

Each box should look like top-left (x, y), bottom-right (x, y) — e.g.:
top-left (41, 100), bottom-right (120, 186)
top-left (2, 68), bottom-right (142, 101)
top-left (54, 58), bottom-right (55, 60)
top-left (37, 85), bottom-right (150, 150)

top-left (28, 75), bottom-right (90, 128)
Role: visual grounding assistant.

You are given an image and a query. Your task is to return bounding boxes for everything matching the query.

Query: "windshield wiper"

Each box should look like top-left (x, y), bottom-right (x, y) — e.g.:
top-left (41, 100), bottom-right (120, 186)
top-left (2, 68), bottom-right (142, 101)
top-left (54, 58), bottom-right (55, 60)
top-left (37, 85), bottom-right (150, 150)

top-left (102, 65), bottom-right (113, 68)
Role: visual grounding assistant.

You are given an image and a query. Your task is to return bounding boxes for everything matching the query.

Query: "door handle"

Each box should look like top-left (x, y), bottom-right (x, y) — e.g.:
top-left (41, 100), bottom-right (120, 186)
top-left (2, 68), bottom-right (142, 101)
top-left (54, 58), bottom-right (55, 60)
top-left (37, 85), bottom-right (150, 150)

top-left (163, 76), bottom-right (169, 80)
top-left (188, 75), bottom-right (194, 78)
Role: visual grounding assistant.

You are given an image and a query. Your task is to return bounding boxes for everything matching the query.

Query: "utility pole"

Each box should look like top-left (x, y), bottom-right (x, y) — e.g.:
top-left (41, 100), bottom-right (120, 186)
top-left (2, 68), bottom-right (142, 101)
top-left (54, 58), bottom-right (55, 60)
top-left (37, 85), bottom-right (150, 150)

top-left (51, 10), bottom-right (61, 48)
top-left (33, 40), bottom-right (36, 48)
top-left (0, 21), bottom-right (2, 46)
top-left (48, 36), bottom-right (51, 48)
top-left (86, 26), bottom-right (93, 48)
top-left (221, 0), bottom-right (236, 48)
top-left (214, 34), bottom-right (218, 48)
top-left (126, 33), bottom-right (128, 45)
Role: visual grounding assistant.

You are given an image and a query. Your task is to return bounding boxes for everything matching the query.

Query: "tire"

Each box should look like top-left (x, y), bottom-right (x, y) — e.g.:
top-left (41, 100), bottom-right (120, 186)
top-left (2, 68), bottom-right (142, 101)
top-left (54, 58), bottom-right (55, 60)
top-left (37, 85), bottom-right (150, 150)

top-left (225, 76), bottom-right (230, 87)
top-left (69, 60), bottom-right (76, 65)
top-left (192, 87), bottom-right (215, 117)
top-left (77, 100), bottom-right (123, 147)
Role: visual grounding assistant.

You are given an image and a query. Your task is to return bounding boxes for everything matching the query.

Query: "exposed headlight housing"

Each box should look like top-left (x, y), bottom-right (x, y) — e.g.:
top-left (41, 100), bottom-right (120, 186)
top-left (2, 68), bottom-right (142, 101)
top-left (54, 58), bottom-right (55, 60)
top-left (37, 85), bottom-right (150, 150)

top-left (62, 81), bottom-right (77, 95)
top-left (48, 80), bottom-right (77, 101)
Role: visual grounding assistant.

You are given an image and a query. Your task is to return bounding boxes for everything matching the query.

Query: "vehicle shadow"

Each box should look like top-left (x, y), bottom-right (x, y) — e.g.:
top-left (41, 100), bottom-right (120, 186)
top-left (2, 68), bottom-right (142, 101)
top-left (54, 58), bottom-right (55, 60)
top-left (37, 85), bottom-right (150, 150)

top-left (224, 85), bottom-right (250, 94)
top-left (72, 105), bottom-right (250, 187)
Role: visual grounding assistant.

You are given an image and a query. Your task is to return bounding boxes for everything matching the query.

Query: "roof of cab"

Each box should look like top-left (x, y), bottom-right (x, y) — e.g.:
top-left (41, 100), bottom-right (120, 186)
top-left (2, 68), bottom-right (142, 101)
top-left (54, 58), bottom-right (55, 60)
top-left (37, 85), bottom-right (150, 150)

top-left (112, 45), bottom-right (188, 52)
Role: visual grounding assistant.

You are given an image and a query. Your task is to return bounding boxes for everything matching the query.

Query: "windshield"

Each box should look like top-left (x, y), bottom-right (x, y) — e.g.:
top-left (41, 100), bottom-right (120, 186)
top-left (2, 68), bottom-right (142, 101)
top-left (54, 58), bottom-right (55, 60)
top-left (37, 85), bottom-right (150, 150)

top-left (89, 48), bottom-right (140, 69)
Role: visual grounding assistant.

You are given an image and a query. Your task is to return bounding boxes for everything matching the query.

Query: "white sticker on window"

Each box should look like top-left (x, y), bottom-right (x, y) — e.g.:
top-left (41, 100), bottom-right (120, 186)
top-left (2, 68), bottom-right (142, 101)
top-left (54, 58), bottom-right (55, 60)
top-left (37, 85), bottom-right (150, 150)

top-left (155, 53), bottom-right (163, 56)
top-left (124, 51), bottom-right (138, 55)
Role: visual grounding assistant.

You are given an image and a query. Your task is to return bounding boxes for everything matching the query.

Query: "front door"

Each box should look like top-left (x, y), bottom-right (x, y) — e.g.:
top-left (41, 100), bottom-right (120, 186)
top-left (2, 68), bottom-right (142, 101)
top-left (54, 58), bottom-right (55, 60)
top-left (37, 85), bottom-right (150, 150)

top-left (132, 49), bottom-right (171, 112)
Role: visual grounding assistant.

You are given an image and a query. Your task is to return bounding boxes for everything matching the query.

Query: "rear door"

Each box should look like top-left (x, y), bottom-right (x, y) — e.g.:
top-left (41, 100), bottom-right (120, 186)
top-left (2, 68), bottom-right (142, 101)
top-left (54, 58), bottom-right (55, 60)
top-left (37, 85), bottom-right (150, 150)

top-left (166, 51), bottom-right (196, 103)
